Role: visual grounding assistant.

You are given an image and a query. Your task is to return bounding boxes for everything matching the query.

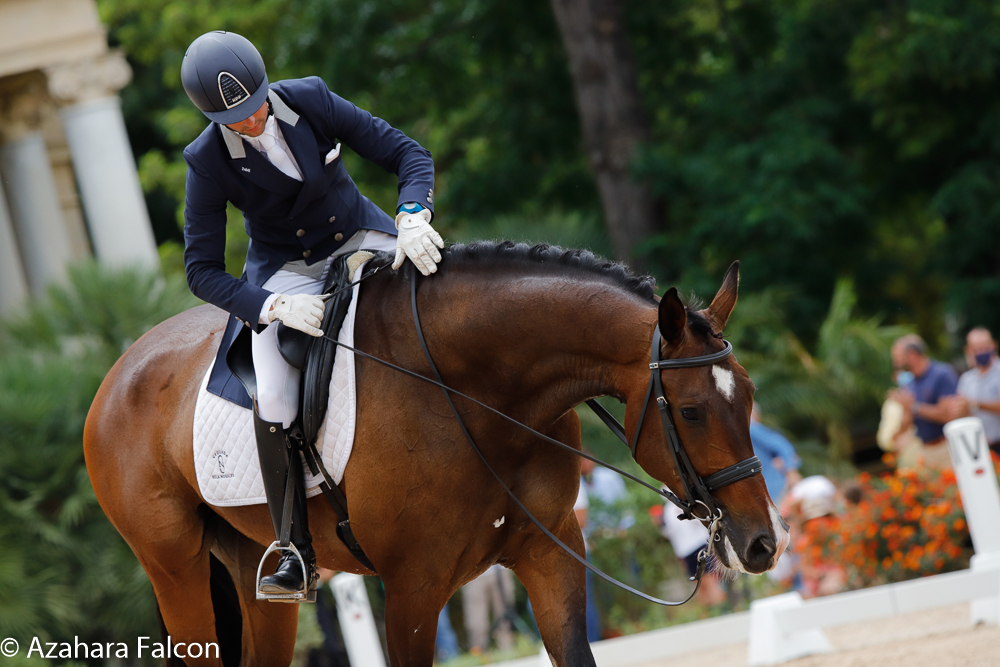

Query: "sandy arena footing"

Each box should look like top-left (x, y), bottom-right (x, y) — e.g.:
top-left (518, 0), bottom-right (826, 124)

top-left (635, 603), bottom-right (1000, 667)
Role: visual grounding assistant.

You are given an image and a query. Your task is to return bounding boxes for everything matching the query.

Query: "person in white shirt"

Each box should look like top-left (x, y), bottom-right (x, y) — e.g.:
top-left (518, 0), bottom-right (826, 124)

top-left (947, 327), bottom-right (1000, 453)
top-left (656, 502), bottom-right (726, 606)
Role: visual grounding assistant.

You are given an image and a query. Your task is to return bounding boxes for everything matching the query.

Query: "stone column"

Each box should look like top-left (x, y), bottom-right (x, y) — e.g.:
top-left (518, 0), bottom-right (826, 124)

top-left (0, 176), bottom-right (29, 314)
top-left (47, 51), bottom-right (159, 268)
top-left (0, 87), bottom-right (75, 291)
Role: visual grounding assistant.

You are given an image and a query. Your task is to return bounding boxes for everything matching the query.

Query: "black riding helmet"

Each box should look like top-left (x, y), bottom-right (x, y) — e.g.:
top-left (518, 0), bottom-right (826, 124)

top-left (181, 31), bottom-right (269, 125)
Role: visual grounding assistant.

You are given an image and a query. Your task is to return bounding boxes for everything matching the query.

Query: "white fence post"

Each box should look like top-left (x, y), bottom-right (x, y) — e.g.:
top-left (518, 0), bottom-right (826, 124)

top-left (331, 573), bottom-right (387, 667)
top-left (944, 417), bottom-right (1000, 626)
top-left (747, 592), bottom-right (832, 666)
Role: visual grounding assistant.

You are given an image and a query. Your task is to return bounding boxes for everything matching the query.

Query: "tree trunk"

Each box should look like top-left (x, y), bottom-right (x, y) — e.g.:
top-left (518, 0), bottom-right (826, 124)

top-left (549, 0), bottom-right (658, 260)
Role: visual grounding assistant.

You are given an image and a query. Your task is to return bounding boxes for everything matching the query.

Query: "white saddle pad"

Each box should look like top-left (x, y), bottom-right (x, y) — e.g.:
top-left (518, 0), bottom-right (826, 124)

top-left (192, 270), bottom-right (365, 507)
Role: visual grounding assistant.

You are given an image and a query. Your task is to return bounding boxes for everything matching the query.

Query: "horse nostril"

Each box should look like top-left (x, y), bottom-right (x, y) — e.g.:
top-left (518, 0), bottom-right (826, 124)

top-left (745, 533), bottom-right (776, 569)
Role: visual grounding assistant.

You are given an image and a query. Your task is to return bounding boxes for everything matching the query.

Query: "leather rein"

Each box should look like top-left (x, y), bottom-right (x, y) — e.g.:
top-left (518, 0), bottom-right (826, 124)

top-left (318, 263), bottom-right (762, 605)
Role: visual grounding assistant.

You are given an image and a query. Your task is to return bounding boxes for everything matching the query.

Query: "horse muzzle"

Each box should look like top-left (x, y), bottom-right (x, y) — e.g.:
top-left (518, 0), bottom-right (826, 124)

top-left (715, 504), bottom-right (790, 574)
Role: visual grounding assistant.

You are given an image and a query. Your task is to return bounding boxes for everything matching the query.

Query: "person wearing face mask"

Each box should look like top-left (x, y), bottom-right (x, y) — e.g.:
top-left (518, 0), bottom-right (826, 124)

top-left (887, 334), bottom-right (958, 471)
top-left (949, 327), bottom-right (1000, 454)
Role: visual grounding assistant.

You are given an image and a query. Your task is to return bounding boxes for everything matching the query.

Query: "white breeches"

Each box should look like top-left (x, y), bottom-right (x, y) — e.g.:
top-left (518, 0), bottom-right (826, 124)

top-left (252, 230), bottom-right (396, 427)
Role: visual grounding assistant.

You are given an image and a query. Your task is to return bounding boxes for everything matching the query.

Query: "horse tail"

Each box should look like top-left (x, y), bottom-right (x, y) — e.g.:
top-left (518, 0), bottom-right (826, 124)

top-left (209, 552), bottom-right (243, 667)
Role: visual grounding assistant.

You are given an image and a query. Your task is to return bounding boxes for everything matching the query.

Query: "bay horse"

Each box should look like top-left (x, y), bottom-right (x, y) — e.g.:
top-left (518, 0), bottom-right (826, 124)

top-left (84, 242), bottom-right (788, 666)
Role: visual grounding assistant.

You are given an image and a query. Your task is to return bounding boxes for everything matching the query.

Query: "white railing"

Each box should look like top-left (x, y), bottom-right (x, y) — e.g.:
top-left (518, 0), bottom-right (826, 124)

top-left (491, 611), bottom-right (752, 667)
top-left (747, 562), bottom-right (1000, 665)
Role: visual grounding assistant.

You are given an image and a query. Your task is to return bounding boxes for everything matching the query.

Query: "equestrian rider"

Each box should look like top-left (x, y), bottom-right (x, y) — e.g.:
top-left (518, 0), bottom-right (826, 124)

top-left (180, 31), bottom-right (443, 597)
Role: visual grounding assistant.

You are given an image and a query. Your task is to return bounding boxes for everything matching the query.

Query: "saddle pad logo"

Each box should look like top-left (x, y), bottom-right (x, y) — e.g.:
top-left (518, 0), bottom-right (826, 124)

top-left (211, 450), bottom-right (234, 479)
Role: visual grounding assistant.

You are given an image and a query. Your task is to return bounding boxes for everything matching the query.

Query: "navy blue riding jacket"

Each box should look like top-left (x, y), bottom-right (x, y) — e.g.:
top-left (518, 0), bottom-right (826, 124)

top-left (183, 76), bottom-right (435, 407)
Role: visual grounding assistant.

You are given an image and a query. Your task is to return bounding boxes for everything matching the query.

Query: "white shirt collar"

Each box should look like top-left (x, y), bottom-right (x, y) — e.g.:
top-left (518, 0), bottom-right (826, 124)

top-left (242, 114), bottom-right (278, 152)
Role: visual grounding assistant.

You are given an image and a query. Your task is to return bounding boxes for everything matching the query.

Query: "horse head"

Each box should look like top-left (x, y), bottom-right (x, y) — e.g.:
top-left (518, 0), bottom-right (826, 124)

top-left (625, 261), bottom-right (789, 574)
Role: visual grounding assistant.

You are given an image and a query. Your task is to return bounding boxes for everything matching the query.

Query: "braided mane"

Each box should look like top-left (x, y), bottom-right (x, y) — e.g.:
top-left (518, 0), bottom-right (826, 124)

top-left (390, 240), bottom-right (658, 303)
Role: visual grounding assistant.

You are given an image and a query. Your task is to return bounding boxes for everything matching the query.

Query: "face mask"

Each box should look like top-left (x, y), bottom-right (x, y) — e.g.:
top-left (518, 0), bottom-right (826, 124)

top-left (896, 371), bottom-right (914, 387)
top-left (975, 352), bottom-right (993, 368)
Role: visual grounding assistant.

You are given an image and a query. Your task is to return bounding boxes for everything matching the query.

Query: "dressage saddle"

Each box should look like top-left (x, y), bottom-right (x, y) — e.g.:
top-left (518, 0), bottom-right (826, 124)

top-left (227, 254), bottom-right (376, 573)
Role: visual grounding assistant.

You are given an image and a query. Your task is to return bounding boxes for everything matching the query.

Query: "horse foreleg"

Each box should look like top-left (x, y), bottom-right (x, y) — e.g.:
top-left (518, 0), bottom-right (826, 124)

top-left (211, 518), bottom-right (299, 667)
top-left (513, 516), bottom-right (595, 667)
top-left (381, 579), bottom-right (447, 667)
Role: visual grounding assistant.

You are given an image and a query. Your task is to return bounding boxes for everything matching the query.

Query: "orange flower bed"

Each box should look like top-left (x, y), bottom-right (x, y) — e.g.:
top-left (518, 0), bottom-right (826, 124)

top-left (801, 464), bottom-right (993, 587)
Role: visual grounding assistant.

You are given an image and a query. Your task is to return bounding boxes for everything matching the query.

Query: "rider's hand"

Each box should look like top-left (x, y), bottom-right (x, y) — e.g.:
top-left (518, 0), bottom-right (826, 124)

top-left (268, 293), bottom-right (326, 337)
top-left (392, 208), bottom-right (444, 276)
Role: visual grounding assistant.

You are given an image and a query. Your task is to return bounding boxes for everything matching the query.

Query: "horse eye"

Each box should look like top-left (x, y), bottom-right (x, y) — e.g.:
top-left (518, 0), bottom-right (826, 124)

top-left (681, 407), bottom-right (699, 422)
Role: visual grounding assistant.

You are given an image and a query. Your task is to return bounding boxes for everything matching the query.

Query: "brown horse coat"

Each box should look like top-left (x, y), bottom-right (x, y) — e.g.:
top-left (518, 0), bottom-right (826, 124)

top-left (84, 244), bottom-right (786, 666)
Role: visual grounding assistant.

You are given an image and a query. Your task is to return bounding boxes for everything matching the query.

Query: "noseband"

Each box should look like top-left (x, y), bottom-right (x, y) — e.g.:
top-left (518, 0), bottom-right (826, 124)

top-left (588, 325), bottom-right (762, 523)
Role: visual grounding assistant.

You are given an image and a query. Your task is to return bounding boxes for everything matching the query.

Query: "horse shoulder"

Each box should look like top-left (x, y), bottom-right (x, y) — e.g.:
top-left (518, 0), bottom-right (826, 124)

top-left (84, 305), bottom-right (227, 490)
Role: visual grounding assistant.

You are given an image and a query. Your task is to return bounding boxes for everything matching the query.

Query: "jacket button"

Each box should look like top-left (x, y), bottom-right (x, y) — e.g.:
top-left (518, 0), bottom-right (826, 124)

top-left (302, 249), bottom-right (312, 258)
top-left (334, 233), bottom-right (344, 241)
top-left (296, 229), bottom-right (305, 237)
top-left (328, 216), bottom-right (336, 223)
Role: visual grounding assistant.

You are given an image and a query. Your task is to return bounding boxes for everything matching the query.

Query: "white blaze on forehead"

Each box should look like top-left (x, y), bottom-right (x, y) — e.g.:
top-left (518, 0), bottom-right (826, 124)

top-left (712, 366), bottom-right (735, 402)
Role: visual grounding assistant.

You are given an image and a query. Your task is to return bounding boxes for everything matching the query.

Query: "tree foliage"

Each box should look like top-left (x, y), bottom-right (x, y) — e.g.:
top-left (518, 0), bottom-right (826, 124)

top-left (629, 0), bottom-right (1000, 344)
top-left (101, 0), bottom-right (1000, 346)
top-left (0, 265), bottom-right (197, 653)
top-left (726, 279), bottom-right (909, 465)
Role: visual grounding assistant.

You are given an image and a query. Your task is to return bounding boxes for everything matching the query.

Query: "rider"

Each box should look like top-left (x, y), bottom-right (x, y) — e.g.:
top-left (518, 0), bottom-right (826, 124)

top-left (180, 31), bottom-right (444, 597)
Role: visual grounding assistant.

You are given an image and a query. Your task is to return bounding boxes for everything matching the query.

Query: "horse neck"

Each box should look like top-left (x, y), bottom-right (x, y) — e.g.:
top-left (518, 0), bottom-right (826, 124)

top-left (425, 271), bottom-right (656, 422)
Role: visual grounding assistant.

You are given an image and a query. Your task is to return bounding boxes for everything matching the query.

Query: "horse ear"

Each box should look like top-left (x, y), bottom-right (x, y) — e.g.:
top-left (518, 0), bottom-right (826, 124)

top-left (703, 260), bottom-right (740, 331)
top-left (658, 287), bottom-right (687, 346)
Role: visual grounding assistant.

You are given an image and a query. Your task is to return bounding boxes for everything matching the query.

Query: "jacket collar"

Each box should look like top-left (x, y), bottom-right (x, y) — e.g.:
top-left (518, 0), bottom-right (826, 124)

top-left (219, 89), bottom-right (301, 160)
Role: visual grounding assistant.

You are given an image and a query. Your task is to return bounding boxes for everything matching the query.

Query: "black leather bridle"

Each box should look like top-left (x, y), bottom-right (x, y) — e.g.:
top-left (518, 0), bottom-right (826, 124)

top-left (315, 264), bottom-right (767, 604)
top-left (587, 325), bottom-right (763, 523)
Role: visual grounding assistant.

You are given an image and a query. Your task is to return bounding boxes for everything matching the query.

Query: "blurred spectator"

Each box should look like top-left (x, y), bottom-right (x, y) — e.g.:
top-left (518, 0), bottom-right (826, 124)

top-left (580, 456), bottom-right (635, 533)
top-left (461, 565), bottom-right (515, 654)
top-left (652, 501), bottom-right (727, 606)
top-left (888, 334), bottom-right (957, 471)
top-left (877, 368), bottom-right (921, 470)
top-left (750, 403), bottom-right (802, 502)
top-left (574, 477), bottom-right (602, 643)
top-left (435, 604), bottom-right (460, 662)
top-left (946, 327), bottom-right (1000, 455)
top-left (783, 476), bottom-right (846, 598)
top-left (581, 456), bottom-right (625, 504)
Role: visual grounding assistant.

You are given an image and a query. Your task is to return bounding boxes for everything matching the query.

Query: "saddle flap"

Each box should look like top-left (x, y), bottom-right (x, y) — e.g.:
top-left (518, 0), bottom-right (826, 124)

top-left (226, 325), bottom-right (258, 403)
top-left (276, 324), bottom-right (311, 370)
top-left (300, 256), bottom-right (355, 443)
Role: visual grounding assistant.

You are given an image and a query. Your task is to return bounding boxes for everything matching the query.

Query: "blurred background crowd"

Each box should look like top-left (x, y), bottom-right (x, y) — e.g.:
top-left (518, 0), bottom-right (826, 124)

top-left (1, 0), bottom-right (999, 665)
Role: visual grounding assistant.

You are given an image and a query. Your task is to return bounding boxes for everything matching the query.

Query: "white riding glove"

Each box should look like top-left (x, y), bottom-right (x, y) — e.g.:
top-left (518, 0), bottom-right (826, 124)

top-left (268, 293), bottom-right (326, 337)
top-left (392, 208), bottom-right (444, 275)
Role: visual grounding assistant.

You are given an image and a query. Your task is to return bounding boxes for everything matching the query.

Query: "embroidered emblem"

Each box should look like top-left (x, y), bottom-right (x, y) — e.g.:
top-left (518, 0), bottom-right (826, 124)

top-left (211, 450), bottom-right (234, 479)
top-left (242, 167), bottom-right (251, 173)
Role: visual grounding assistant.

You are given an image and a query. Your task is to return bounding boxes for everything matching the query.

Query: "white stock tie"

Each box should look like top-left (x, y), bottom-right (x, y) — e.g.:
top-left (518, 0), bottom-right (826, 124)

top-left (255, 116), bottom-right (302, 181)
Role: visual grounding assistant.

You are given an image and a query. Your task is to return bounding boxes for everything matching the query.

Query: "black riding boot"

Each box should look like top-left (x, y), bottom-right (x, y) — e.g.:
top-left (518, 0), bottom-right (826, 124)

top-left (259, 461), bottom-right (317, 595)
top-left (253, 412), bottom-right (317, 597)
